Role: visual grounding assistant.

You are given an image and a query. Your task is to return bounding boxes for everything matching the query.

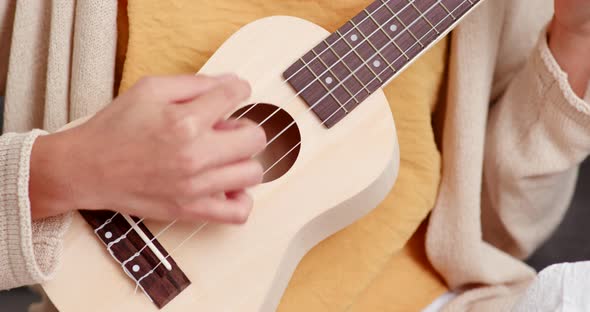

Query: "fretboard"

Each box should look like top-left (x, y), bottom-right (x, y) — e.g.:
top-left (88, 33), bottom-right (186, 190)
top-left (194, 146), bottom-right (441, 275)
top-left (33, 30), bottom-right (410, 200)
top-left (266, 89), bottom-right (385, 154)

top-left (284, 0), bottom-right (480, 128)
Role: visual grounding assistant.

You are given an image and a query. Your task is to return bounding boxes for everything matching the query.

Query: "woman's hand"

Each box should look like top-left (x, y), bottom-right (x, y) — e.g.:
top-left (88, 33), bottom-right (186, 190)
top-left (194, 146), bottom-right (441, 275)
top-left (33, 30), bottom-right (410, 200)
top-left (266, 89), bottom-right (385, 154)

top-left (549, 0), bottom-right (590, 97)
top-left (30, 74), bottom-right (266, 224)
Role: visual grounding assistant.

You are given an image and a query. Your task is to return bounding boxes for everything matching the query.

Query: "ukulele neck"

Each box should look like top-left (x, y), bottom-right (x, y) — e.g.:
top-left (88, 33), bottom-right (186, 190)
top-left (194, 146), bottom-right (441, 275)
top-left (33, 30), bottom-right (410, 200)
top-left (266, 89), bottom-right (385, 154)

top-left (284, 0), bottom-right (481, 128)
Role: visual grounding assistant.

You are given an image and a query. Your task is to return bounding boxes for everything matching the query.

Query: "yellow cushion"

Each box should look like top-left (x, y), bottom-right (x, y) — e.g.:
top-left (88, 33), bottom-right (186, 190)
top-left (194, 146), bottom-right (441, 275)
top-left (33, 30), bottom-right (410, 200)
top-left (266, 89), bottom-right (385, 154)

top-left (118, 1), bottom-right (447, 310)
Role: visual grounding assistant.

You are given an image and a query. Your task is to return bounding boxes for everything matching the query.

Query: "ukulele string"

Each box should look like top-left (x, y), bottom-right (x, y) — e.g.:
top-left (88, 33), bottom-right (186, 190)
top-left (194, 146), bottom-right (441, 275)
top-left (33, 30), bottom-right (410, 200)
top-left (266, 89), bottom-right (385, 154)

top-left (236, 0), bottom-right (417, 126)
top-left (121, 0), bottom-right (418, 271)
top-left (111, 0), bottom-right (418, 270)
top-left (121, 220), bottom-right (178, 267)
top-left (88, 216), bottom-right (151, 298)
top-left (233, 0), bottom-right (413, 121)
top-left (94, 212), bottom-right (120, 234)
top-left (106, 217), bottom-right (146, 248)
top-left (160, 2), bottom-right (467, 301)
top-left (260, 0), bottom-right (447, 151)
top-left (126, 138), bottom-right (296, 283)
top-left (133, 222), bottom-right (209, 293)
top-left (88, 25), bottom-right (277, 238)
top-left (90, 21), bottom-right (281, 259)
top-left (128, 0), bottom-right (463, 292)
top-left (110, 32), bottom-right (283, 273)
top-left (93, 1), bottom-right (415, 241)
top-left (190, 0), bottom-right (471, 289)
top-left (269, 0), bottom-right (464, 172)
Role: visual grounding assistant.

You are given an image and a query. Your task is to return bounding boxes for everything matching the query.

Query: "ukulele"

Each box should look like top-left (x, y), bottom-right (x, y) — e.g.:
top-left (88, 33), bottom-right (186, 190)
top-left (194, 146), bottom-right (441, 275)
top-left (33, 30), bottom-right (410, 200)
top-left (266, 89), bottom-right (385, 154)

top-left (43, 0), bottom-right (482, 310)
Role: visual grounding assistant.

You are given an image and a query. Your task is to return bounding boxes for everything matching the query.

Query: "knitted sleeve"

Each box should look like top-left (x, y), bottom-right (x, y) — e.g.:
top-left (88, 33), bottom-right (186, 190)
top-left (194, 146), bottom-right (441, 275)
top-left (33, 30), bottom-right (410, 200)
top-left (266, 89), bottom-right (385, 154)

top-left (0, 130), bottom-right (71, 290)
top-left (482, 28), bottom-right (590, 260)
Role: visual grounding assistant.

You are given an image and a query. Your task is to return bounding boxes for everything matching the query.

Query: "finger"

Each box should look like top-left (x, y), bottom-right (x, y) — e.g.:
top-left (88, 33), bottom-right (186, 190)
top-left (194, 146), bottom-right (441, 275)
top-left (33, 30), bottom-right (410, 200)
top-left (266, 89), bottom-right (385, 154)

top-left (213, 118), bottom-right (253, 131)
top-left (182, 190), bottom-right (253, 224)
top-left (186, 159), bottom-right (263, 195)
top-left (185, 77), bottom-right (251, 127)
top-left (132, 74), bottom-right (235, 103)
top-left (199, 121), bottom-right (266, 168)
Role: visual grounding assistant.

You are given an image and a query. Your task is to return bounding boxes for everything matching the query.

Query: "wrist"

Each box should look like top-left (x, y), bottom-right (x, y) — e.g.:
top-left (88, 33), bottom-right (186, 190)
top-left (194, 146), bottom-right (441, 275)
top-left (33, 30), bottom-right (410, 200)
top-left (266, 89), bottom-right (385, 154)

top-left (29, 131), bottom-right (80, 220)
top-left (548, 19), bottom-right (590, 97)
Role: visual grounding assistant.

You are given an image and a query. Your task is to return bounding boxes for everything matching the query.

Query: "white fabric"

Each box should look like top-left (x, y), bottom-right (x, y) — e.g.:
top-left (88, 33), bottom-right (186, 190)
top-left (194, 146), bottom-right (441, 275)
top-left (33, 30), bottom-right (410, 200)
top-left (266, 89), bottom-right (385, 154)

top-left (513, 262), bottom-right (590, 312)
top-left (423, 292), bottom-right (458, 312)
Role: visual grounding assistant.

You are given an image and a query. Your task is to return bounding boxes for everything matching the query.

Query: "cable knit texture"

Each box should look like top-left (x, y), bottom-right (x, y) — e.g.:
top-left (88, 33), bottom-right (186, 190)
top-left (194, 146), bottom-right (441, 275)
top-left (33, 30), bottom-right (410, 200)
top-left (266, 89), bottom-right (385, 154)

top-left (0, 0), bottom-right (117, 294)
top-left (0, 130), bottom-right (73, 289)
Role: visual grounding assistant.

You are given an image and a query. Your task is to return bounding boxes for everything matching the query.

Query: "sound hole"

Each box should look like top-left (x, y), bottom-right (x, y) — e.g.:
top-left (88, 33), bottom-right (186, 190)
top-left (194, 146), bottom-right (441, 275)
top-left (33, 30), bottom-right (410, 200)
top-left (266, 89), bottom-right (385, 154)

top-left (232, 104), bottom-right (301, 183)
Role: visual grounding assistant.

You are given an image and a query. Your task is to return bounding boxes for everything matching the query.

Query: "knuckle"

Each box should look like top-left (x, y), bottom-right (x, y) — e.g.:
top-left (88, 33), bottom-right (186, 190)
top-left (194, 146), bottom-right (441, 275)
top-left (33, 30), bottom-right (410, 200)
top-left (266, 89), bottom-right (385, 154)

top-left (161, 106), bottom-right (180, 126)
top-left (221, 85), bottom-right (240, 102)
top-left (183, 201), bottom-right (210, 221)
top-left (252, 127), bottom-right (267, 151)
top-left (232, 203), bottom-right (252, 224)
top-left (168, 198), bottom-right (187, 218)
top-left (221, 80), bottom-right (251, 102)
top-left (167, 114), bottom-right (199, 141)
top-left (247, 161), bottom-right (264, 185)
top-left (237, 124), bottom-right (266, 155)
top-left (240, 81), bottom-right (252, 100)
top-left (200, 203), bottom-right (225, 222)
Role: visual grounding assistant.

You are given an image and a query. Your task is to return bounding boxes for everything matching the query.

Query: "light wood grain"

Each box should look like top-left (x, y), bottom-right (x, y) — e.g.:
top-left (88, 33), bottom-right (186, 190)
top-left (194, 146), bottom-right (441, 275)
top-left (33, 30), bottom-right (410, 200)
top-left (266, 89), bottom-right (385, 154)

top-left (42, 16), bottom-right (399, 311)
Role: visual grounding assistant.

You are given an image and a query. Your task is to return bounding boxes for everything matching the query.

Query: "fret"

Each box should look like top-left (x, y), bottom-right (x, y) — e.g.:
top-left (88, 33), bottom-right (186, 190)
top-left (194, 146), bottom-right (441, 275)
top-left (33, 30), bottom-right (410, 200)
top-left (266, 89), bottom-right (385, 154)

top-left (415, 0), bottom-right (455, 33)
top-left (354, 3), bottom-right (414, 83)
top-left (375, 1), bottom-right (413, 60)
top-left (284, 56), bottom-right (347, 127)
top-left (438, 1), bottom-right (456, 20)
top-left (301, 43), bottom-right (366, 110)
top-left (387, 33), bottom-right (409, 61)
top-left (397, 0), bottom-right (442, 47)
top-left (440, 0), bottom-right (473, 18)
top-left (337, 26), bottom-right (384, 83)
top-left (348, 7), bottom-right (401, 85)
top-left (399, 0), bottom-right (441, 45)
top-left (368, 4), bottom-right (420, 70)
top-left (285, 0), bottom-right (481, 128)
top-left (352, 16), bottom-right (398, 73)
top-left (317, 31), bottom-right (385, 113)
top-left (325, 34), bottom-right (371, 94)
top-left (311, 49), bottom-right (359, 106)
top-left (411, 2), bottom-right (439, 35)
top-left (300, 56), bottom-right (349, 113)
top-left (367, 0), bottom-right (400, 34)
top-left (319, 36), bottom-right (376, 113)
top-left (331, 32), bottom-right (381, 93)
top-left (330, 30), bottom-right (383, 100)
top-left (390, 5), bottom-right (424, 47)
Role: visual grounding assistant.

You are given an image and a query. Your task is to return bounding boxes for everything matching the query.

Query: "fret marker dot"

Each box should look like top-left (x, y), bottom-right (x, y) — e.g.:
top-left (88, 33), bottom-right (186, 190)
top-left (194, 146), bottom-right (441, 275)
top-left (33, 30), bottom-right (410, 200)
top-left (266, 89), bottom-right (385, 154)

top-left (390, 24), bottom-right (398, 32)
top-left (373, 60), bottom-right (382, 68)
top-left (325, 77), bottom-right (333, 84)
top-left (132, 264), bottom-right (140, 272)
top-left (105, 231), bottom-right (112, 239)
top-left (350, 34), bottom-right (358, 42)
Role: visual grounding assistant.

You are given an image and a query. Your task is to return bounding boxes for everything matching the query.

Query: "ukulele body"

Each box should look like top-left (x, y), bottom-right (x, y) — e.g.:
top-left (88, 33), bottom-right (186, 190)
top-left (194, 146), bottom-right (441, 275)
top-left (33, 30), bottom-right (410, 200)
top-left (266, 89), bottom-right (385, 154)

top-left (43, 16), bottom-right (399, 311)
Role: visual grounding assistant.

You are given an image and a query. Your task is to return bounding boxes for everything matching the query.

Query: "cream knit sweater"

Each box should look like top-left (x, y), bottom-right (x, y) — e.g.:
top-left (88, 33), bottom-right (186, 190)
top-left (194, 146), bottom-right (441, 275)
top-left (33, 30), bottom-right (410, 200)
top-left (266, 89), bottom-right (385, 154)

top-left (0, 0), bottom-right (589, 311)
top-left (0, 0), bottom-right (117, 290)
